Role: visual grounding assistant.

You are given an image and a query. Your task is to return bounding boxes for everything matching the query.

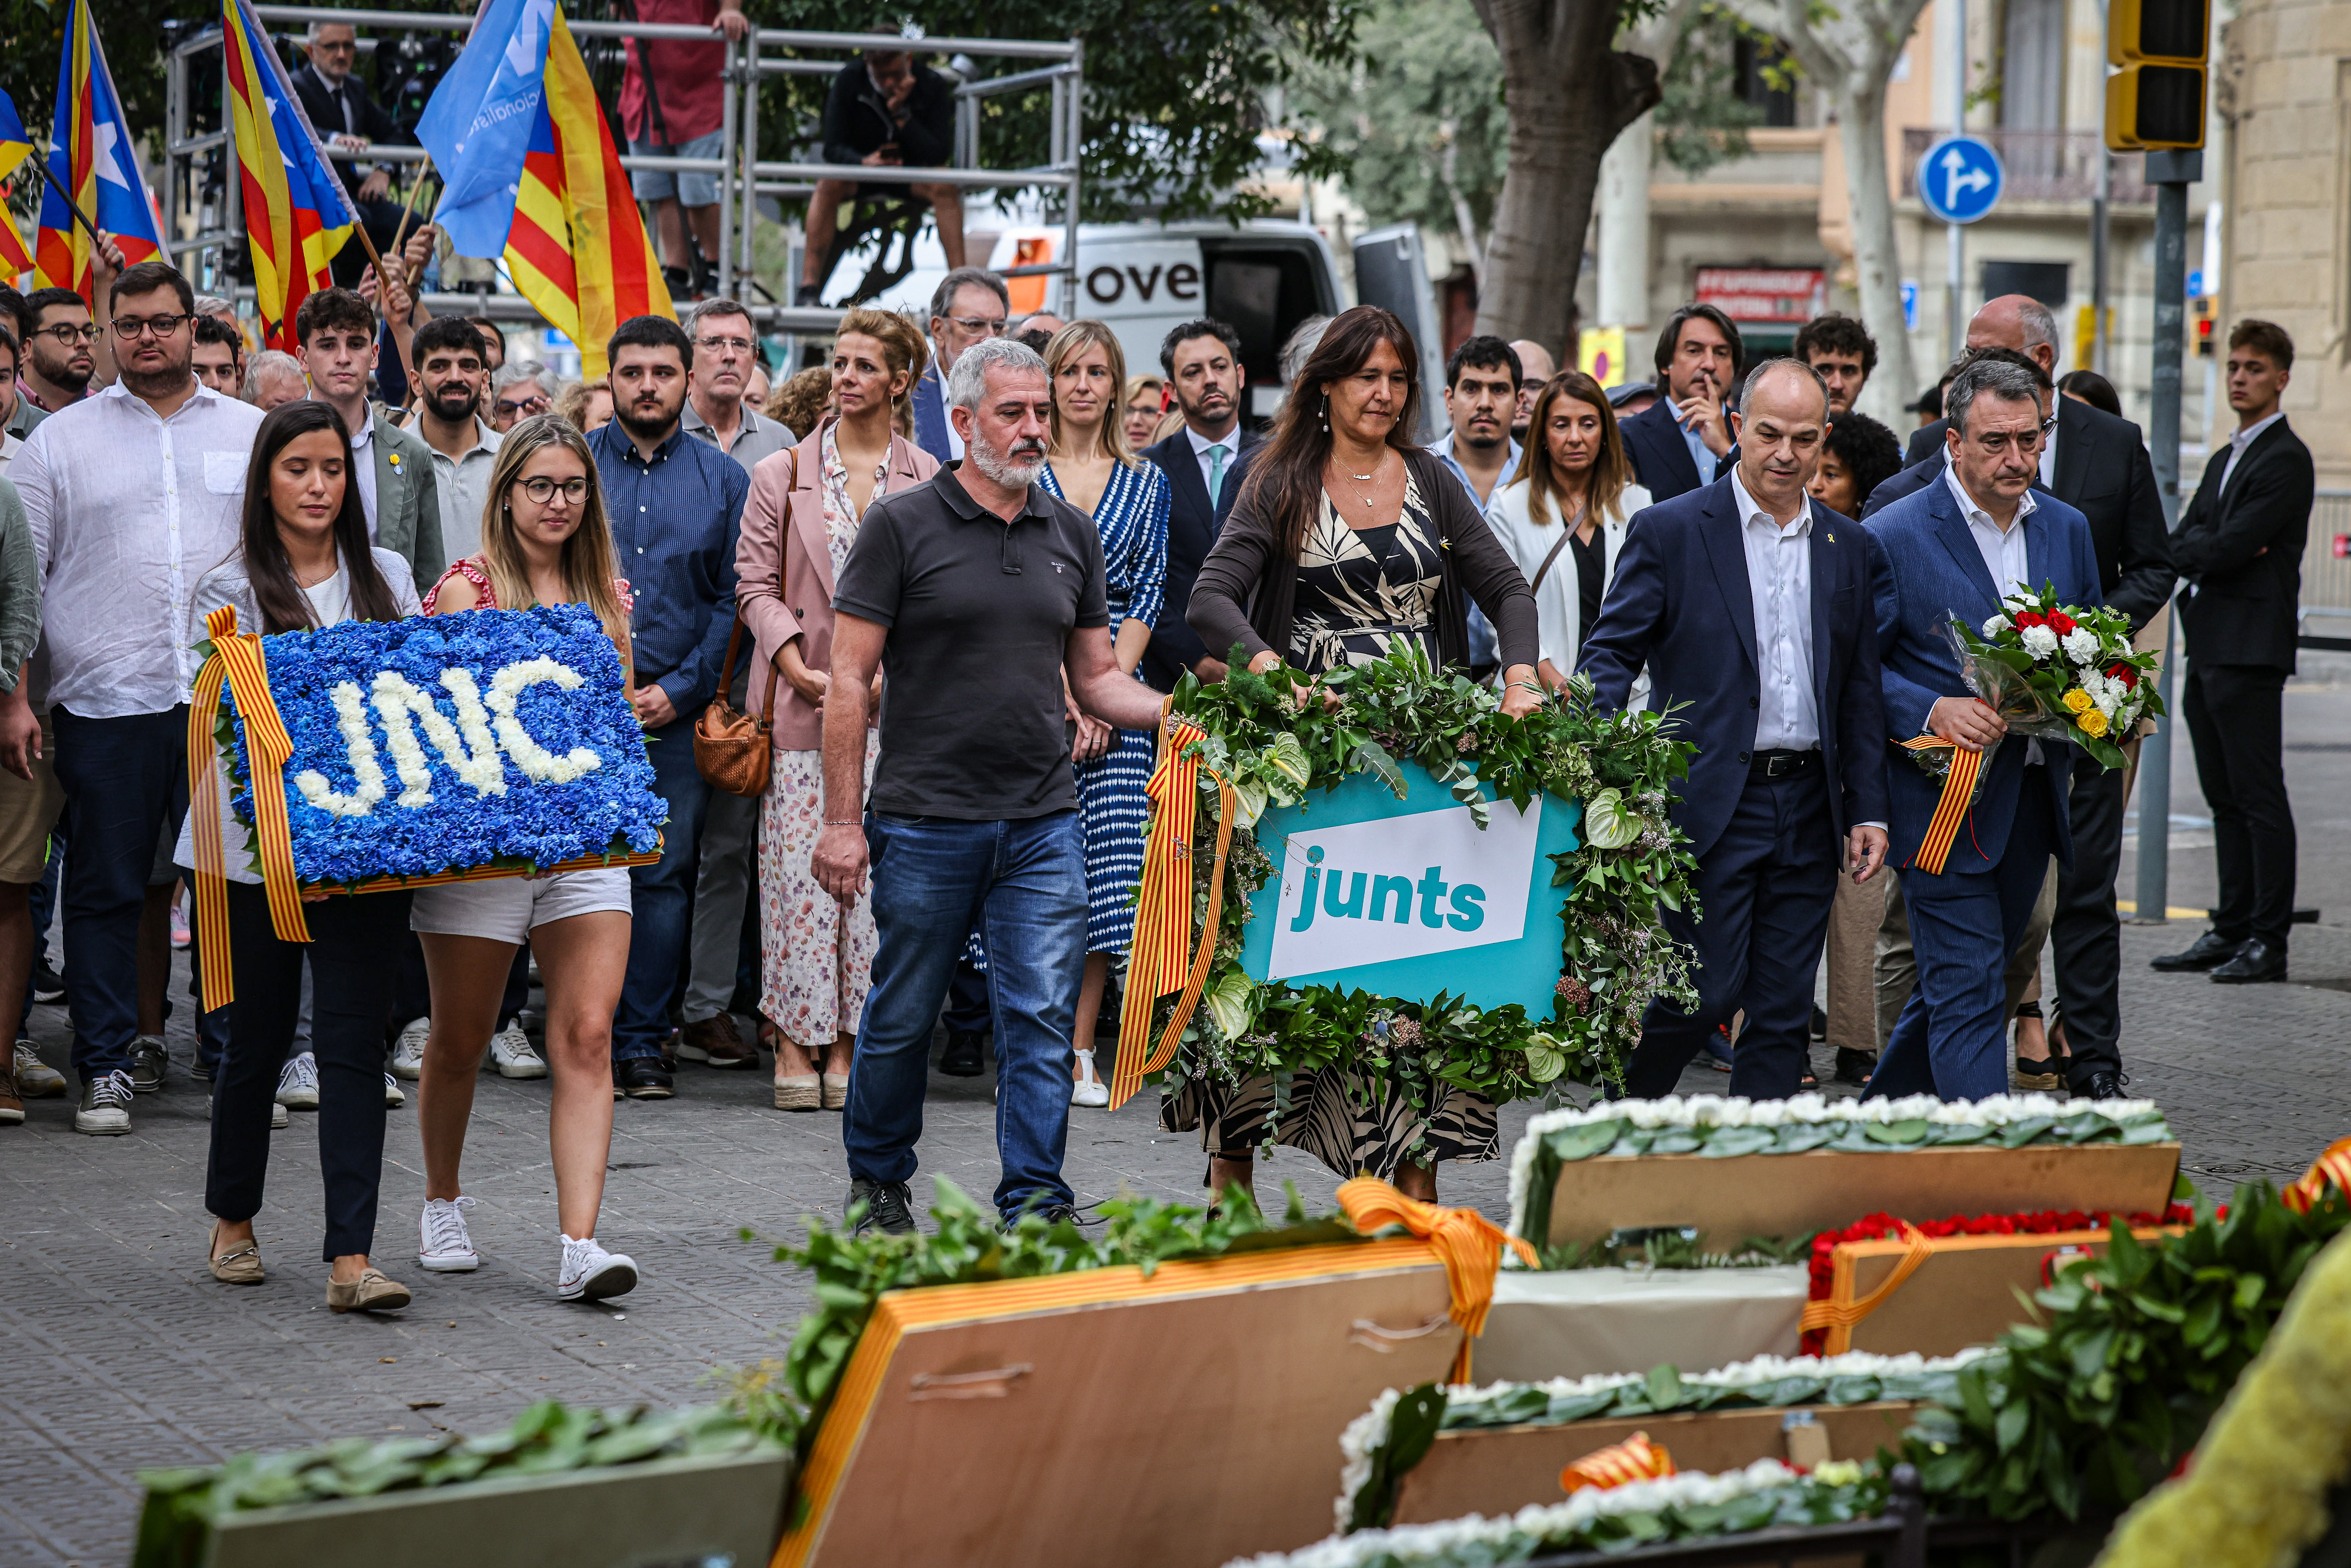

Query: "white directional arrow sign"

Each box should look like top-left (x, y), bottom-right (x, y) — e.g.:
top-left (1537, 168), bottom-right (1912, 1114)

top-left (1918, 135), bottom-right (2004, 224)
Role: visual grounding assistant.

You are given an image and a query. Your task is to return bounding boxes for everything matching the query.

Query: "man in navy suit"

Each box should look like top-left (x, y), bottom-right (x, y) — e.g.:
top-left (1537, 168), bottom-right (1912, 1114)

top-left (1865, 357), bottom-right (2105, 1100)
top-left (1580, 359), bottom-right (1889, 1098)
top-left (1616, 303), bottom-right (1743, 502)
top-left (911, 267), bottom-right (1010, 464)
top-left (1141, 318), bottom-right (1261, 689)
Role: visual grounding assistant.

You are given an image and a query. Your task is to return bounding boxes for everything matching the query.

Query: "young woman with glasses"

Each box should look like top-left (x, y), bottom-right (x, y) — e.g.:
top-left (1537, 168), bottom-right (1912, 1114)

top-left (407, 413), bottom-right (642, 1302)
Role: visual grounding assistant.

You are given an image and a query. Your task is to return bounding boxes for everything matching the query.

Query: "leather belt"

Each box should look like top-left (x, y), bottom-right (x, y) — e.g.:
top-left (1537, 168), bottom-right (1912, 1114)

top-left (1750, 749), bottom-right (1820, 780)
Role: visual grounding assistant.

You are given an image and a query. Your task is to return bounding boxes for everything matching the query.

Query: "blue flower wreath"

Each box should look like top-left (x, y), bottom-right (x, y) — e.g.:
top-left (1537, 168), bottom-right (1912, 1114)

top-left (216, 604), bottom-right (666, 885)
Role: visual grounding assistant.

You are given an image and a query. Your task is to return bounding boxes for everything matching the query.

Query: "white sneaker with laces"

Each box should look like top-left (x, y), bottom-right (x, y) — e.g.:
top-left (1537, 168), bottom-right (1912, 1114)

top-left (1070, 1047), bottom-right (1110, 1108)
top-left (557, 1234), bottom-right (637, 1301)
top-left (390, 1017), bottom-right (429, 1080)
top-left (271, 1100), bottom-right (289, 1129)
top-left (384, 1073), bottom-right (406, 1108)
top-left (276, 1051), bottom-right (320, 1110)
top-left (419, 1195), bottom-right (480, 1272)
top-left (73, 1068), bottom-right (134, 1135)
top-left (488, 1024), bottom-right (548, 1080)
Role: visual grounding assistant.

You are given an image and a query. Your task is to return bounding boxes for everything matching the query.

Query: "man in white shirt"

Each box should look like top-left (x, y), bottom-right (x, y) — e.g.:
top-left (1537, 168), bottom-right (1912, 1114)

top-left (1579, 359), bottom-right (1889, 1097)
top-left (1139, 319), bottom-right (1261, 692)
top-left (13, 262), bottom-right (265, 1134)
top-left (408, 316), bottom-right (502, 564)
top-left (293, 287), bottom-right (443, 582)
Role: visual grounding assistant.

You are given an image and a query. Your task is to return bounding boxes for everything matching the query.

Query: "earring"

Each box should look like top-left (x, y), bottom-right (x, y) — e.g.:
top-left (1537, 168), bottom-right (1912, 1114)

top-left (1319, 397), bottom-right (1329, 434)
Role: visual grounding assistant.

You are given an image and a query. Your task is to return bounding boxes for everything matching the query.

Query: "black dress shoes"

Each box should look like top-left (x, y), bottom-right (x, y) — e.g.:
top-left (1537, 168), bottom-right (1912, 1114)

top-left (613, 1057), bottom-right (675, 1099)
top-left (938, 1030), bottom-right (987, 1077)
top-left (2210, 938), bottom-right (2288, 984)
top-left (2150, 930), bottom-right (2245, 972)
top-left (2079, 1069), bottom-right (2126, 1101)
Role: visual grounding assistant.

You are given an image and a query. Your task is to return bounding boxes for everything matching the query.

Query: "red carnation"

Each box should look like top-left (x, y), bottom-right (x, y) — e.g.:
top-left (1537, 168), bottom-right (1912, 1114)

top-left (2106, 662), bottom-right (2139, 690)
top-left (2048, 610), bottom-right (2077, 636)
top-left (2014, 611), bottom-right (2048, 629)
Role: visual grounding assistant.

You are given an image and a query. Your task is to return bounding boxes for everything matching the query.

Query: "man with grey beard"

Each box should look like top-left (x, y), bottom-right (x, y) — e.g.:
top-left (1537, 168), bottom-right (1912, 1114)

top-left (811, 337), bottom-right (1166, 1234)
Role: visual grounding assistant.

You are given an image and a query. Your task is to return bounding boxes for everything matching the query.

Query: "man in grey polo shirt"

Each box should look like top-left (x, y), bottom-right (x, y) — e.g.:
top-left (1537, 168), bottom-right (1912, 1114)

top-left (812, 337), bottom-right (1166, 1233)
top-left (675, 298), bottom-right (793, 1072)
top-left (409, 316), bottom-right (502, 562)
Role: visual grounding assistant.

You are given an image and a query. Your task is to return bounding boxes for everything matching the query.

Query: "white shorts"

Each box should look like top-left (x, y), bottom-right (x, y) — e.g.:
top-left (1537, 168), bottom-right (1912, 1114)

top-left (410, 868), bottom-right (633, 944)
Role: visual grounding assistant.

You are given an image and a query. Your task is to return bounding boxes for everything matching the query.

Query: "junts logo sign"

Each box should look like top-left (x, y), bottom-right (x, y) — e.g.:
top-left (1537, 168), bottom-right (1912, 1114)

top-left (1238, 763), bottom-right (1583, 1013)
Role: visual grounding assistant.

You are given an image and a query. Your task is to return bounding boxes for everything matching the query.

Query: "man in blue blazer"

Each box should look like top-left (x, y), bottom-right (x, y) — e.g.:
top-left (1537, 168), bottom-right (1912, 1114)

top-left (912, 266), bottom-right (1011, 464)
top-left (1581, 359), bottom-right (1890, 1097)
top-left (1865, 356), bottom-right (2104, 1100)
top-left (1142, 318), bottom-right (1261, 690)
top-left (1617, 303), bottom-right (1743, 501)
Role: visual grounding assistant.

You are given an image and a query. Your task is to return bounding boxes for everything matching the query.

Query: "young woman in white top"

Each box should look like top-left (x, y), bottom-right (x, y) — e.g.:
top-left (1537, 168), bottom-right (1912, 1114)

top-left (1486, 370), bottom-right (1654, 693)
top-left (409, 414), bottom-right (641, 1302)
top-left (192, 400), bottom-right (424, 1312)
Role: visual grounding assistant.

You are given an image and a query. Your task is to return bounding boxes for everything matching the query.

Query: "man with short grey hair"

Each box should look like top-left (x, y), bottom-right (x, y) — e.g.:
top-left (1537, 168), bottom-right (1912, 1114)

top-left (912, 266), bottom-right (1010, 463)
top-left (673, 297), bottom-right (790, 1071)
top-left (488, 360), bottom-right (553, 431)
top-left (812, 335), bottom-right (1165, 1231)
top-left (1863, 356), bottom-right (2104, 1101)
top-left (240, 350), bottom-right (305, 412)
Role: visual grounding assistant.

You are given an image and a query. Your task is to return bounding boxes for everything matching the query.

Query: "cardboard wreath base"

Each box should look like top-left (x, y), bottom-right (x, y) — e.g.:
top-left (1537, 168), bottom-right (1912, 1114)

top-left (1816, 1224), bottom-right (2190, 1356)
top-left (1538, 1142), bottom-right (2182, 1252)
top-left (774, 1239), bottom-right (1463, 1568)
top-left (1390, 1401), bottom-right (1921, 1527)
top-left (1471, 1266), bottom-right (1809, 1384)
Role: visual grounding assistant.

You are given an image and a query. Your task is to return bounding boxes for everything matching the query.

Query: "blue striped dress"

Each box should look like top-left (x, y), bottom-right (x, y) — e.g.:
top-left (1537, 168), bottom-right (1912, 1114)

top-left (1046, 457), bottom-right (1168, 955)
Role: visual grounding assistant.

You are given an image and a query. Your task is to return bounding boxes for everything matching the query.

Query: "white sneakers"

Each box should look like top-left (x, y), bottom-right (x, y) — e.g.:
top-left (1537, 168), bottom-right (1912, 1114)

top-left (73, 1069), bottom-right (134, 1135)
top-left (390, 1017), bottom-right (429, 1080)
top-left (558, 1234), bottom-right (638, 1302)
top-left (384, 1073), bottom-right (406, 1108)
top-left (1071, 1048), bottom-right (1111, 1108)
top-left (418, 1195), bottom-right (479, 1272)
top-left (276, 1052), bottom-right (320, 1110)
top-left (488, 1024), bottom-right (548, 1079)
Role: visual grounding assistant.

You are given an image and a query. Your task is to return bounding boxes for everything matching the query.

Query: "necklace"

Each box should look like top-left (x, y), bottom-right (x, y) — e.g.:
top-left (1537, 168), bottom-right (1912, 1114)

top-left (1336, 454), bottom-right (1384, 508)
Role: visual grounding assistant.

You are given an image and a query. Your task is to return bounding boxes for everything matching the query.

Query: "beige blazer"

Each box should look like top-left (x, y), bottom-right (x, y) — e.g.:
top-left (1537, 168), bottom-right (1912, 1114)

top-left (736, 420), bottom-right (938, 752)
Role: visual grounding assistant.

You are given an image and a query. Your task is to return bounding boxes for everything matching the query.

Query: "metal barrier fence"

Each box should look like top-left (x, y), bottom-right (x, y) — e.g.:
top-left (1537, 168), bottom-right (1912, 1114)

top-left (2299, 491), bottom-right (2351, 648)
top-left (162, 6), bottom-right (1082, 335)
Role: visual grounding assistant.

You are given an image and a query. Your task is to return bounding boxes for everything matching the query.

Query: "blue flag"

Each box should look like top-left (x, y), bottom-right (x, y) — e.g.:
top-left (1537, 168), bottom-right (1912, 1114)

top-left (416, 0), bottom-right (553, 259)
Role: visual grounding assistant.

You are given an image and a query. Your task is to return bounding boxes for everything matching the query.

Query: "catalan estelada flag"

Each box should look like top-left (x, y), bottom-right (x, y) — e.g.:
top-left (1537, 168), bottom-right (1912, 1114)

top-left (220, 0), bottom-right (360, 351)
top-left (35, 0), bottom-right (169, 301)
top-left (0, 92), bottom-right (38, 278)
top-left (418, 0), bottom-right (670, 377)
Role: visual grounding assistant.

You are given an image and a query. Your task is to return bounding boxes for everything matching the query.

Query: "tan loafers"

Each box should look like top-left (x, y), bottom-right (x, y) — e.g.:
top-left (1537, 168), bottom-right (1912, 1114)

top-left (327, 1267), bottom-right (413, 1314)
top-left (207, 1222), bottom-right (264, 1285)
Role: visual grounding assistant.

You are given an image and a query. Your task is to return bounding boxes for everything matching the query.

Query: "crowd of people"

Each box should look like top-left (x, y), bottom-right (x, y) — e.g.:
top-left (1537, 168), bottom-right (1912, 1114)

top-left (0, 231), bottom-right (2311, 1292)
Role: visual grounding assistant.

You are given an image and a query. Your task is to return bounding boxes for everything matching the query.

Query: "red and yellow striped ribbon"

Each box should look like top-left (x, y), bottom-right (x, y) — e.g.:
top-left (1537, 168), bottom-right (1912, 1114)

top-left (2283, 1135), bottom-right (2351, 1214)
top-left (1560, 1432), bottom-right (1675, 1494)
top-left (1900, 734), bottom-right (1983, 875)
top-left (188, 606), bottom-right (311, 1009)
top-left (1337, 1176), bottom-right (1539, 1382)
top-left (1798, 1221), bottom-right (1934, 1334)
top-left (1108, 709), bottom-right (1237, 1111)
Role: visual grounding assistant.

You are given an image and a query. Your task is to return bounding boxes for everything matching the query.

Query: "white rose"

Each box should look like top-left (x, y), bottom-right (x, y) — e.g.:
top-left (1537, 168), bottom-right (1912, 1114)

top-left (2062, 627), bottom-right (2101, 665)
top-left (2020, 625), bottom-right (2061, 659)
top-left (1982, 615), bottom-right (2009, 639)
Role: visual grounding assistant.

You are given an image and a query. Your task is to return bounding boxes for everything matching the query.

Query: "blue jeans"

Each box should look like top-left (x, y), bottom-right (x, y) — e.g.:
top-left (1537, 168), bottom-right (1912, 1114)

top-left (52, 706), bottom-right (188, 1081)
top-left (613, 711), bottom-right (712, 1061)
top-left (846, 811), bottom-right (1086, 1218)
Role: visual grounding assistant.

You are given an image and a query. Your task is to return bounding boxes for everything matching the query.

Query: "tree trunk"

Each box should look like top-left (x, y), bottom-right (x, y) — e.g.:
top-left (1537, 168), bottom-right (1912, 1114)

top-left (1595, 110), bottom-right (1654, 331)
top-left (1470, 0), bottom-right (1660, 359)
top-left (1835, 80), bottom-right (1918, 425)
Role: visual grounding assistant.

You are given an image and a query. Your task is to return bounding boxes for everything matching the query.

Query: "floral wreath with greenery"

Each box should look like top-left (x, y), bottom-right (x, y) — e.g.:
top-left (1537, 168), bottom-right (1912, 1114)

top-left (1139, 642), bottom-right (1701, 1149)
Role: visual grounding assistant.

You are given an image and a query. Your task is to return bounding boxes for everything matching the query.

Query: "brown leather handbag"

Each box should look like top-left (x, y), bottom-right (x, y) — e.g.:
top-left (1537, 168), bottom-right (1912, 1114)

top-left (695, 614), bottom-right (778, 796)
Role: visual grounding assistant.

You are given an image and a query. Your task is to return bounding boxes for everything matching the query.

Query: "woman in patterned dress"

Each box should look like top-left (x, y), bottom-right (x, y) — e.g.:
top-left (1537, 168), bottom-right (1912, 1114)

top-left (1180, 306), bottom-right (1541, 1205)
top-left (735, 310), bottom-right (938, 1111)
top-left (1038, 321), bottom-right (1169, 1107)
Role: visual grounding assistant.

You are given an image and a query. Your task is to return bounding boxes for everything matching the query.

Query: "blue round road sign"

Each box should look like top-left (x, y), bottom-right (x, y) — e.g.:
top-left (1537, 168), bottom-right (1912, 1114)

top-left (1918, 135), bottom-right (2004, 225)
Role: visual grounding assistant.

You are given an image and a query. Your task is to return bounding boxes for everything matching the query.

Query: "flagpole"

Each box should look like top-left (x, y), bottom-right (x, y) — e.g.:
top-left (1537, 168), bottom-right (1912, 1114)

top-left (383, 159), bottom-right (435, 292)
top-left (31, 158), bottom-right (102, 245)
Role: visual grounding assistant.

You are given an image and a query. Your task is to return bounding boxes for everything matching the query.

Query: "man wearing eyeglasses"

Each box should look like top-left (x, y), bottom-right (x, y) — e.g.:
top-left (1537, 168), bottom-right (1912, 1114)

top-left (18, 289), bottom-right (101, 415)
top-left (911, 267), bottom-right (1010, 465)
top-left (488, 362), bottom-right (554, 433)
top-left (681, 298), bottom-right (790, 472)
top-left (1861, 356), bottom-right (2103, 1103)
top-left (12, 263), bottom-right (266, 1135)
top-left (293, 287), bottom-right (444, 584)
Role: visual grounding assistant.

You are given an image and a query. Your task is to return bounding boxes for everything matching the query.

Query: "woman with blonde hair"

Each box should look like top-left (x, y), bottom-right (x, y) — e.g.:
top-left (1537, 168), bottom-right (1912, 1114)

top-left (1489, 370), bottom-right (1653, 693)
top-left (407, 413), bottom-right (641, 1302)
top-left (554, 377), bottom-right (613, 432)
top-left (1035, 319), bottom-right (1168, 1107)
top-left (736, 309), bottom-right (937, 1111)
top-left (1121, 373), bottom-right (1167, 452)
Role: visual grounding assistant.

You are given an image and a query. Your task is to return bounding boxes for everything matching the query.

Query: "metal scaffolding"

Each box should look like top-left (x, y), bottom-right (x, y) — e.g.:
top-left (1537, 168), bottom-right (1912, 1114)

top-left (162, 7), bottom-right (1082, 335)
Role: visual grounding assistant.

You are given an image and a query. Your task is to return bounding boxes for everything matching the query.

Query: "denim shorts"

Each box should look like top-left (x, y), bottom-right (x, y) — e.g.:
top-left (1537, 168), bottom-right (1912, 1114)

top-left (411, 868), bottom-right (632, 944)
top-left (627, 129), bottom-right (726, 207)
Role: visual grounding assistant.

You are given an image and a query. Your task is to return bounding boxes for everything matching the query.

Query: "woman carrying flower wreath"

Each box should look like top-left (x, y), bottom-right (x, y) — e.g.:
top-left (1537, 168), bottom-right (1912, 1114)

top-left (408, 412), bottom-right (642, 1302)
top-left (1181, 305), bottom-right (1541, 1205)
top-left (185, 400), bottom-right (424, 1313)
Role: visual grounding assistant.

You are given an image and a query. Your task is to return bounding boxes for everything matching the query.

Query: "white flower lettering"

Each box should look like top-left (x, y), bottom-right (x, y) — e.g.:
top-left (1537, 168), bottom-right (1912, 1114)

top-left (371, 670), bottom-right (510, 801)
top-left (291, 681), bottom-right (388, 817)
top-left (296, 661), bottom-right (606, 811)
top-left (484, 658), bottom-right (604, 784)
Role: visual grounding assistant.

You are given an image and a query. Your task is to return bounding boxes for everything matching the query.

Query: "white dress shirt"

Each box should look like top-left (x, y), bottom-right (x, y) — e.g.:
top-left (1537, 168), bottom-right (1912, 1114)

top-left (346, 408), bottom-right (380, 538)
top-left (1185, 422), bottom-right (1244, 506)
top-left (428, 417), bottom-right (504, 566)
top-left (1730, 467), bottom-right (1819, 751)
top-left (1944, 463), bottom-right (2043, 764)
top-left (2218, 409), bottom-right (2286, 495)
top-left (15, 382), bottom-right (264, 719)
top-left (2037, 418), bottom-right (2058, 489)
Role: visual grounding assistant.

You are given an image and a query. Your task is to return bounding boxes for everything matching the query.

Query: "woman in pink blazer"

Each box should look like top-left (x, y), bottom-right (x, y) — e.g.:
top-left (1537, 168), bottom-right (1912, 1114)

top-left (736, 309), bottom-right (939, 1112)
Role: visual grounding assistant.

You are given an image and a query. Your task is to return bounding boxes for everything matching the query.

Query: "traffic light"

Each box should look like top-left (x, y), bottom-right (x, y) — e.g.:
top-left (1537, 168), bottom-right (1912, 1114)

top-left (2194, 296), bottom-right (2215, 357)
top-left (2107, 0), bottom-right (2210, 150)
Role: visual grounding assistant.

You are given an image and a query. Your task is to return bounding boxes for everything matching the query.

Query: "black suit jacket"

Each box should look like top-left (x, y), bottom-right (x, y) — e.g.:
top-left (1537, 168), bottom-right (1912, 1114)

top-left (1577, 476), bottom-right (1887, 860)
top-left (290, 61), bottom-right (401, 201)
top-left (1618, 396), bottom-right (1725, 502)
top-left (1880, 397), bottom-right (2173, 629)
top-left (2173, 417), bottom-right (2315, 671)
top-left (1143, 428), bottom-right (1261, 690)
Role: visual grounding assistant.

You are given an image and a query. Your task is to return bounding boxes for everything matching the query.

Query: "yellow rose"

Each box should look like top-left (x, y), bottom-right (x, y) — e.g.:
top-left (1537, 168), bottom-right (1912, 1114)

top-left (2077, 708), bottom-right (2109, 738)
top-left (2062, 689), bottom-right (2094, 714)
